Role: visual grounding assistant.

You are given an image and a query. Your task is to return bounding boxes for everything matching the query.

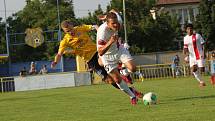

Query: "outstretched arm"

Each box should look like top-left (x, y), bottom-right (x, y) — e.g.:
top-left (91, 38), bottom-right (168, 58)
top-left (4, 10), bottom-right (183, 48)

top-left (51, 52), bottom-right (63, 68)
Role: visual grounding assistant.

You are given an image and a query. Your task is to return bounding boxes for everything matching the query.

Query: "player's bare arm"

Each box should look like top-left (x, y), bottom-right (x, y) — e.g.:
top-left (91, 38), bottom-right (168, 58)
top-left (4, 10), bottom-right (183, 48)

top-left (51, 51), bottom-right (63, 68)
top-left (183, 48), bottom-right (189, 56)
top-left (92, 25), bottom-right (99, 31)
top-left (202, 43), bottom-right (206, 59)
top-left (98, 34), bottom-right (118, 56)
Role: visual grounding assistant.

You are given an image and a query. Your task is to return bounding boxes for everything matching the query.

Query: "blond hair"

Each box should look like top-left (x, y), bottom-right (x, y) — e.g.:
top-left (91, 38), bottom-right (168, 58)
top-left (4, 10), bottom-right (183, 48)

top-left (61, 20), bottom-right (73, 28)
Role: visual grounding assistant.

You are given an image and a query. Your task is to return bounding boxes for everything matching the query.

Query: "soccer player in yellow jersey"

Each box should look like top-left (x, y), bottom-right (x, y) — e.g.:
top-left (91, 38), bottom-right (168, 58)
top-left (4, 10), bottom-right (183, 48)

top-left (51, 20), bottom-right (110, 81)
top-left (52, 20), bottom-right (96, 64)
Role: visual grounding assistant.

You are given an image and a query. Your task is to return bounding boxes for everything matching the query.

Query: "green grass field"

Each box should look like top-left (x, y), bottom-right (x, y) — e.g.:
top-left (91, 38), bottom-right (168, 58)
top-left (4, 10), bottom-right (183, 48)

top-left (0, 76), bottom-right (215, 121)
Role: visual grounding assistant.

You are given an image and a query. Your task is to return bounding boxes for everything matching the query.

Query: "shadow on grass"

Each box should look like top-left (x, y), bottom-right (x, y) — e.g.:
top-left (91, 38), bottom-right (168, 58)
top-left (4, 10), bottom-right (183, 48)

top-left (158, 95), bottom-right (215, 105)
top-left (173, 95), bottom-right (215, 101)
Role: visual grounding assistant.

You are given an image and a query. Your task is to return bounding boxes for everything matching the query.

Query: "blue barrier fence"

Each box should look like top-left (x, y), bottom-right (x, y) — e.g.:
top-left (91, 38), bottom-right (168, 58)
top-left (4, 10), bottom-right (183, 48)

top-left (0, 58), bottom-right (76, 76)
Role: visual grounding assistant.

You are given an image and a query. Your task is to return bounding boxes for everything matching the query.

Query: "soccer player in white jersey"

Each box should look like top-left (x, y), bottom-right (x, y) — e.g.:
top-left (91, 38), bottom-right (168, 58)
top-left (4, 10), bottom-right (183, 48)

top-left (183, 23), bottom-right (206, 87)
top-left (98, 9), bottom-right (144, 99)
top-left (97, 12), bottom-right (139, 105)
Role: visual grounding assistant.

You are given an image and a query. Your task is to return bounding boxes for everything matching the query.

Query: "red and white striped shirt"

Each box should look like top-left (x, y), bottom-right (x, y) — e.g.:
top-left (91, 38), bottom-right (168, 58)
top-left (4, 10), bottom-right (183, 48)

top-left (183, 33), bottom-right (205, 60)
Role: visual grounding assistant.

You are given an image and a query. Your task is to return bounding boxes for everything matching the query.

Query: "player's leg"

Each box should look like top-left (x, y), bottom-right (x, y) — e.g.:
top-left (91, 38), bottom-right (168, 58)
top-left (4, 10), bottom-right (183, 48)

top-left (210, 60), bottom-right (215, 85)
top-left (197, 59), bottom-right (206, 86)
top-left (129, 86), bottom-right (143, 98)
top-left (189, 58), bottom-right (205, 86)
top-left (108, 68), bottom-right (137, 105)
top-left (121, 61), bottom-right (143, 97)
top-left (90, 53), bottom-right (138, 104)
top-left (211, 73), bottom-right (215, 85)
top-left (101, 51), bottom-right (138, 104)
top-left (191, 62), bottom-right (206, 87)
top-left (117, 63), bottom-right (143, 98)
top-left (120, 48), bottom-right (144, 81)
top-left (119, 48), bottom-right (144, 98)
top-left (98, 55), bottom-right (132, 86)
top-left (123, 60), bottom-right (144, 79)
top-left (98, 55), bottom-right (139, 97)
top-left (118, 63), bottom-right (133, 84)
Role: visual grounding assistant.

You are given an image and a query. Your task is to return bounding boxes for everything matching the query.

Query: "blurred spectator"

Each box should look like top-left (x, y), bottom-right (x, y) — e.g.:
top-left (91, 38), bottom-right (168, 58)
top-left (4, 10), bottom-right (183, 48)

top-left (19, 67), bottom-right (27, 77)
top-left (29, 62), bottom-right (37, 75)
top-left (211, 51), bottom-right (215, 60)
top-left (210, 51), bottom-right (215, 85)
top-left (39, 65), bottom-right (48, 74)
top-left (173, 54), bottom-right (180, 67)
top-left (171, 54), bottom-right (180, 77)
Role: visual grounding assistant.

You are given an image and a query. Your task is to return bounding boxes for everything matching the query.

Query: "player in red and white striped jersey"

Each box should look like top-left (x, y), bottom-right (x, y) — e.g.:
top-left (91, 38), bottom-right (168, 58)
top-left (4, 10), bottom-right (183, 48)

top-left (183, 23), bottom-right (206, 87)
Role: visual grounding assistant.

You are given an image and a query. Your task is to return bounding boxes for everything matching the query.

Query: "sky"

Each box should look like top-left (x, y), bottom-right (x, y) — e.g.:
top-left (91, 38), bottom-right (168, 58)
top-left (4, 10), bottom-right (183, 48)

top-left (0, 0), bottom-right (111, 20)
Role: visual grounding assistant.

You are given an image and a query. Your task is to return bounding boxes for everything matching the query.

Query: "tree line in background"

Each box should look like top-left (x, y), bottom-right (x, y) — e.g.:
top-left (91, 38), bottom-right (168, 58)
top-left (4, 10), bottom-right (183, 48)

top-left (0, 0), bottom-right (214, 63)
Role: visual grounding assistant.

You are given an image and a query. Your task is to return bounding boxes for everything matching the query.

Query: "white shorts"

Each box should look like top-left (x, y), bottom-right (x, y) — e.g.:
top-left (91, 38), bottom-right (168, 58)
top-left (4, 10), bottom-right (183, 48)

top-left (189, 57), bottom-right (204, 68)
top-left (101, 47), bottom-right (133, 73)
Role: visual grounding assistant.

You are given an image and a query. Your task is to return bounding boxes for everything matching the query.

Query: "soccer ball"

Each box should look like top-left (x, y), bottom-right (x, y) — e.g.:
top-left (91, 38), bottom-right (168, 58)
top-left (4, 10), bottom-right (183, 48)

top-left (142, 92), bottom-right (157, 105)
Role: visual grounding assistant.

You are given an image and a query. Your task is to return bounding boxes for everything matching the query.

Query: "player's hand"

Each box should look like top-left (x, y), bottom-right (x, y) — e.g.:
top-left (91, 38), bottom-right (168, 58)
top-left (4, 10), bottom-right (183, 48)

top-left (92, 25), bottom-right (99, 31)
top-left (184, 56), bottom-right (189, 63)
top-left (110, 34), bottom-right (119, 43)
top-left (123, 43), bottom-right (130, 49)
top-left (51, 61), bottom-right (57, 68)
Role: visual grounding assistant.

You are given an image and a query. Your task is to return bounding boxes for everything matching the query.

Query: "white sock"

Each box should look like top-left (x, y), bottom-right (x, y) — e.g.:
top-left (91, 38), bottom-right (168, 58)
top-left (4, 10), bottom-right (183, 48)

top-left (193, 71), bottom-right (203, 83)
top-left (116, 80), bottom-right (135, 98)
top-left (125, 68), bottom-right (145, 81)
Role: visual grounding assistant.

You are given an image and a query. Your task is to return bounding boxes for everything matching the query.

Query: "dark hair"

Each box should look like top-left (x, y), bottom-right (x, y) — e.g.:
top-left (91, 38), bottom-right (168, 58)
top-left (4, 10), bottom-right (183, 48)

top-left (185, 23), bottom-right (193, 29)
top-left (106, 12), bottom-right (117, 22)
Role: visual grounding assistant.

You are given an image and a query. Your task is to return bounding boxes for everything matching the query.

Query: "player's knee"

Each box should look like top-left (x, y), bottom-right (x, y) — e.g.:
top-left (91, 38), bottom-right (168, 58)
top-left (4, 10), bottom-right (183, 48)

top-left (192, 65), bottom-right (198, 72)
top-left (104, 75), bottom-right (114, 84)
top-left (128, 66), bottom-right (136, 73)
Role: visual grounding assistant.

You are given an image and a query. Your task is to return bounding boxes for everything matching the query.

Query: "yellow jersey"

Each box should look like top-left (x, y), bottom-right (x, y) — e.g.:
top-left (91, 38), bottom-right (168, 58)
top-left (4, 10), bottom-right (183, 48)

top-left (57, 25), bottom-right (97, 62)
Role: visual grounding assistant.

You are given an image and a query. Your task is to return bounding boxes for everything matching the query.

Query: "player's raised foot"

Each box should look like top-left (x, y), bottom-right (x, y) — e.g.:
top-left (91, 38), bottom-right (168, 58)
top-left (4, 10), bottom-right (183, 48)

top-left (130, 87), bottom-right (143, 98)
top-left (135, 91), bottom-right (143, 98)
top-left (199, 82), bottom-right (206, 87)
top-left (130, 97), bottom-right (138, 105)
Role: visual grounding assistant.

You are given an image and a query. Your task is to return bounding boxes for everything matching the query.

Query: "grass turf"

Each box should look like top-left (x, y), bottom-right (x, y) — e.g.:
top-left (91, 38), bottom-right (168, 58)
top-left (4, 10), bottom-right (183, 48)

top-left (0, 76), bottom-right (215, 121)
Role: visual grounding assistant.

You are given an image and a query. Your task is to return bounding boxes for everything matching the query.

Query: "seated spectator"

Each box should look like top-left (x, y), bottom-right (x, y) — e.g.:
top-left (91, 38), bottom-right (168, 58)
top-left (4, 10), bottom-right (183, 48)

top-left (39, 64), bottom-right (48, 74)
top-left (29, 62), bottom-right (37, 75)
top-left (19, 67), bottom-right (27, 77)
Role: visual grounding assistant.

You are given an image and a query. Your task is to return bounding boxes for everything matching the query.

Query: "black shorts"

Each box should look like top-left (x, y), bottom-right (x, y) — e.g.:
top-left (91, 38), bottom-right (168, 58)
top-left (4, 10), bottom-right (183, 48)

top-left (87, 52), bottom-right (108, 80)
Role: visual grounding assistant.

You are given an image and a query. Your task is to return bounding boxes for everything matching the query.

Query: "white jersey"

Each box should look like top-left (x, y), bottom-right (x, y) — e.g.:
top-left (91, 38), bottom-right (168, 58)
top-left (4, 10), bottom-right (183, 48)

top-left (97, 22), bottom-right (119, 55)
top-left (183, 33), bottom-right (205, 60)
top-left (96, 19), bottom-right (133, 73)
